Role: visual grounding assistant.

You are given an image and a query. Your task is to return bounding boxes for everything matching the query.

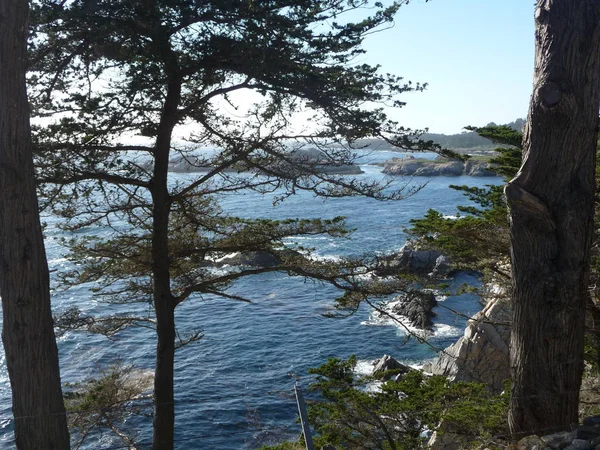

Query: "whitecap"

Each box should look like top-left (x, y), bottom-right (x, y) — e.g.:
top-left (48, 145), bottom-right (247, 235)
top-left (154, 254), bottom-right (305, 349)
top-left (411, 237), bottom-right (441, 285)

top-left (362, 307), bottom-right (431, 339)
top-left (432, 323), bottom-right (462, 338)
top-left (354, 359), bottom-right (375, 377)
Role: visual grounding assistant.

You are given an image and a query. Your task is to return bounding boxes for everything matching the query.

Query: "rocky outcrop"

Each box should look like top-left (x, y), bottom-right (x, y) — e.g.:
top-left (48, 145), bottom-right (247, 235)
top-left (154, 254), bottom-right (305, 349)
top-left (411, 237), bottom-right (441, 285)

top-left (430, 419), bottom-right (600, 450)
top-left (422, 297), bottom-right (511, 393)
top-left (375, 244), bottom-right (452, 278)
top-left (380, 156), bottom-right (496, 177)
top-left (145, 148), bottom-right (363, 175)
top-left (512, 417), bottom-right (600, 450)
top-left (372, 355), bottom-right (411, 381)
top-left (286, 148), bottom-right (363, 175)
top-left (391, 290), bottom-right (438, 331)
top-left (213, 249), bottom-right (301, 268)
top-left (431, 255), bottom-right (452, 278)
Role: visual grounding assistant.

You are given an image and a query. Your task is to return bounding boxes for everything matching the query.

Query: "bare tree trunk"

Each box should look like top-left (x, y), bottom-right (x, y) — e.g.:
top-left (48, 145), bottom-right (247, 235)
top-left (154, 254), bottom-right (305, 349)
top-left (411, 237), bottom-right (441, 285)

top-left (0, 0), bottom-right (70, 448)
top-left (151, 78), bottom-right (181, 450)
top-left (507, 0), bottom-right (600, 436)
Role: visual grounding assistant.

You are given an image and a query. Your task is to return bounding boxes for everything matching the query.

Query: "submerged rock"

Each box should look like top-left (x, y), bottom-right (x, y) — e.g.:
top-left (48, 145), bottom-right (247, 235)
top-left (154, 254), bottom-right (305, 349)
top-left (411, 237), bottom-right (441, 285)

top-left (391, 290), bottom-right (438, 331)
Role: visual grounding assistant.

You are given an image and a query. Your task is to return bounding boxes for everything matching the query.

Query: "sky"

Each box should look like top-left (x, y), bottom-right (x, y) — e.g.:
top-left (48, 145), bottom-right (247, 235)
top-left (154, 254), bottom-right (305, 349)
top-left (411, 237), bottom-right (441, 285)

top-left (358, 0), bottom-right (536, 134)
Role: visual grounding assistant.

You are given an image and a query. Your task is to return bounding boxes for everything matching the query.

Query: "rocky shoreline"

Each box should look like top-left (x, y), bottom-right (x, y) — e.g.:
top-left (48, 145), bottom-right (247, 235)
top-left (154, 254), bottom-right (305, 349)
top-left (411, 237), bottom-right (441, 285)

top-left (379, 155), bottom-right (497, 177)
top-left (143, 148), bottom-right (363, 175)
top-left (511, 419), bottom-right (600, 450)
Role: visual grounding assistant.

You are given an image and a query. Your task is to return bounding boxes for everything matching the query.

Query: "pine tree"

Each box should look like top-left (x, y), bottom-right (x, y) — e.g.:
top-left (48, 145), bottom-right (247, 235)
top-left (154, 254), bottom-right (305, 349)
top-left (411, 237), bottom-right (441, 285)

top-left (29, 1), bottom-right (435, 446)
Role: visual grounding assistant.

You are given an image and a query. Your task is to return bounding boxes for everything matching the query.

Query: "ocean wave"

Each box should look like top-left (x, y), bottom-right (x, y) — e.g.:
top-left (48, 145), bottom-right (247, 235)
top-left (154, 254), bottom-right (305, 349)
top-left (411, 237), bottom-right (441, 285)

top-left (353, 359), bottom-right (381, 392)
top-left (432, 323), bottom-right (462, 338)
top-left (361, 311), bottom-right (430, 339)
top-left (354, 359), bottom-right (375, 377)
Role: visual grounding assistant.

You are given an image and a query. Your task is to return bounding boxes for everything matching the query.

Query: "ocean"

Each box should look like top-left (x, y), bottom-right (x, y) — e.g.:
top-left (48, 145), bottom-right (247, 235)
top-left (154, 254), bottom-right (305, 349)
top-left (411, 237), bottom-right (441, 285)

top-left (0, 150), bottom-right (502, 449)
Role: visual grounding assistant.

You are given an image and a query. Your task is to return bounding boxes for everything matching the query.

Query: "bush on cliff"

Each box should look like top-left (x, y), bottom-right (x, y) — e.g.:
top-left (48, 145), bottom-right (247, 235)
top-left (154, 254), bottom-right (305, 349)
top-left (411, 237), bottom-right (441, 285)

top-left (263, 356), bottom-right (508, 450)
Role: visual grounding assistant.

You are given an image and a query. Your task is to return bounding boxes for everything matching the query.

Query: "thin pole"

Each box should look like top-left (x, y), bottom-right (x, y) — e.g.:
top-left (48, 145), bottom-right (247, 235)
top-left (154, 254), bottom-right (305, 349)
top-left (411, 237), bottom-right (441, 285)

top-left (294, 382), bottom-right (314, 450)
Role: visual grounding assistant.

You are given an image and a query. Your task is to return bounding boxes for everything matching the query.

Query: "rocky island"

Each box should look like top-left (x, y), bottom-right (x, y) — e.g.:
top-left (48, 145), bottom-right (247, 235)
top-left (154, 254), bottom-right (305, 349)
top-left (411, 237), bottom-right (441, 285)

top-left (379, 155), bottom-right (497, 177)
top-left (151, 147), bottom-right (363, 175)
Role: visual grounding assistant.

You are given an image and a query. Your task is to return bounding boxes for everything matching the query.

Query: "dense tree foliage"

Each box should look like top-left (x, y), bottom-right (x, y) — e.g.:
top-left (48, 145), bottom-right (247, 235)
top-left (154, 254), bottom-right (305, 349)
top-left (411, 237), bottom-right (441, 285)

top-left (407, 125), bottom-right (521, 284)
top-left (263, 357), bottom-right (508, 450)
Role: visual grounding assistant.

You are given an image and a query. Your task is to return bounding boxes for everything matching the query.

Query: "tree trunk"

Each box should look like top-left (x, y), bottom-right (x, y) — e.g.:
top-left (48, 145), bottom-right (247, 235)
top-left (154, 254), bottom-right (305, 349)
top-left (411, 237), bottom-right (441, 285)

top-left (151, 78), bottom-right (180, 450)
top-left (507, 0), bottom-right (600, 436)
top-left (0, 0), bottom-right (70, 448)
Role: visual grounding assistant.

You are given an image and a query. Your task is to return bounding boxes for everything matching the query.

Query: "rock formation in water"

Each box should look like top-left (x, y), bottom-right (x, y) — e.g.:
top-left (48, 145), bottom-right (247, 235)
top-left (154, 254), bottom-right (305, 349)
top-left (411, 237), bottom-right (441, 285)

top-left (379, 156), bottom-right (496, 177)
top-left (391, 290), bottom-right (438, 331)
top-left (375, 244), bottom-right (452, 278)
top-left (144, 148), bottom-right (363, 175)
top-left (212, 249), bottom-right (302, 268)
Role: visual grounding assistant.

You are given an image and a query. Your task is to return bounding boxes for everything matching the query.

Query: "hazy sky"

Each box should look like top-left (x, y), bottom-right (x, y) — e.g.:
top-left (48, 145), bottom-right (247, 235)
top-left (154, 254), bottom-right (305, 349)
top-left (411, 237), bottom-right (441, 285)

top-left (359, 0), bottom-right (535, 134)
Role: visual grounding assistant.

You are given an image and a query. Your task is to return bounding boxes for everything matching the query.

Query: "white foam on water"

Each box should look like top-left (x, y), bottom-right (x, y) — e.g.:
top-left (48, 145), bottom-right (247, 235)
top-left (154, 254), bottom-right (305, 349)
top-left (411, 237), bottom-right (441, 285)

top-left (308, 254), bottom-right (342, 263)
top-left (48, 257), bottom-right (68, 264)
top-left (432, 323), bottom-right (462, 338)
top-left (354, 359), bottom-right (375, 377)
top-left (353, 359), bottom-right (382, 392)
top-left (211, 252), bottom-right (240, 263)
top-left (361, 295), bottom-right (461, 340)
top-left (434, 294), bottom-right (449, 302)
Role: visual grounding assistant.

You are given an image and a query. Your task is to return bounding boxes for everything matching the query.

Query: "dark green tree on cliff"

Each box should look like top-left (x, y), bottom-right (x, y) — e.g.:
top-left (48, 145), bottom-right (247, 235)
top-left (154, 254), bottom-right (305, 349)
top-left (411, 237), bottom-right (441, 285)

top-left (30, 0), bottom-right (435, 447)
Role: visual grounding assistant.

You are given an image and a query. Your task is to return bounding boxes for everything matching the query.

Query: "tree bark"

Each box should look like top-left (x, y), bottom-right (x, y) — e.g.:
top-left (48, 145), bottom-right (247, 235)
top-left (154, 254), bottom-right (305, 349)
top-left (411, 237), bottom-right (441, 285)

top-left (0, 0), bottom-right (70, 448)
top-left (151, 77), bottom-right (181, 450)
top-left (507, 0), bottom-right (600, 436)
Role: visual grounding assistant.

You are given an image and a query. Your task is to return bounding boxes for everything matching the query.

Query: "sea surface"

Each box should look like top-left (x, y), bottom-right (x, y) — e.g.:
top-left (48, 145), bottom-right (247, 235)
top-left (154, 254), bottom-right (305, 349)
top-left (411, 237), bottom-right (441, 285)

top-left (0, 150), bottom-right (503, 449)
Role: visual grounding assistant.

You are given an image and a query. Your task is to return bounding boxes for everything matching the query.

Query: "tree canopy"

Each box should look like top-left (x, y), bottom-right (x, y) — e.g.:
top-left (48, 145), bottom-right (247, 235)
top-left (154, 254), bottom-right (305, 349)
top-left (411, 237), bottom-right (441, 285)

top-left (29, 1), bottom-right (437, 447)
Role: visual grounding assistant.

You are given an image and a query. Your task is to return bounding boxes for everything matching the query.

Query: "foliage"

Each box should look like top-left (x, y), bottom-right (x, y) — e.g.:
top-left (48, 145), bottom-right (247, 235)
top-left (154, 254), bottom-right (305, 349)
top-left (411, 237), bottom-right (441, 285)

top-left (270, 357), bottom-right (508, 450)
top-left (405, 124), bottom-right (523, 294)
top-left (64, 363), bottom-right (152, 449)
top-left (409, 123), bottom-right (600, 429)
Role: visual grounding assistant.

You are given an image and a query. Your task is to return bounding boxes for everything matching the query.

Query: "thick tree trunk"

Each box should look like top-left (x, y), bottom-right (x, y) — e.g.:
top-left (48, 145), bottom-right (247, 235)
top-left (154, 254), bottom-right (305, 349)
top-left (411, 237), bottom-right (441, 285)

top-left (507, 0), bottom-right (600, 436)
top-left (151, 78), bottom-right (181, 450)
top-left (0, 0), bottom-right (70, 448)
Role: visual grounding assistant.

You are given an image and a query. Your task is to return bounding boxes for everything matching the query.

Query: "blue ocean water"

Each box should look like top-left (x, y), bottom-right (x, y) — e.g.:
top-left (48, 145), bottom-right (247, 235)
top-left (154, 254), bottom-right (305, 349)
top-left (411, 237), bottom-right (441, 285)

top-left (0, 150), bottom-right (503, 449)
